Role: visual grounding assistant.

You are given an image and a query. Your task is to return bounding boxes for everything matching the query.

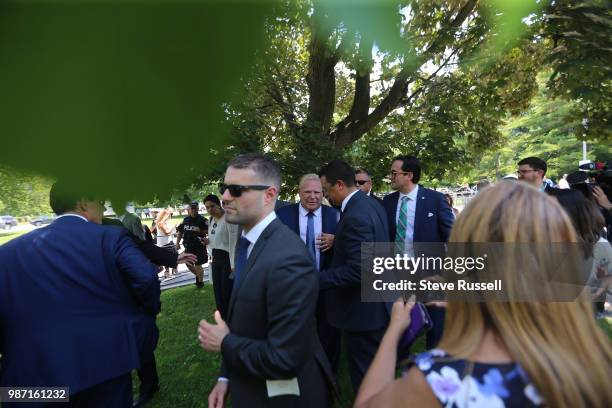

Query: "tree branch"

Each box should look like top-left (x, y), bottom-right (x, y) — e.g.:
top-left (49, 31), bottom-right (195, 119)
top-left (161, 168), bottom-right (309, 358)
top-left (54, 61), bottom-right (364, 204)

top-left (330, 0), bottom-right (479, 148)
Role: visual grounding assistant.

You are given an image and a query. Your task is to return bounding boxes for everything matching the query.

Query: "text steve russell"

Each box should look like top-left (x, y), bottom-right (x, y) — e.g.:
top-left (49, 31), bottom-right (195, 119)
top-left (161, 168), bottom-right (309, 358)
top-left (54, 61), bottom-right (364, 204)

top-left (373, 279), bottom-right (502, 291)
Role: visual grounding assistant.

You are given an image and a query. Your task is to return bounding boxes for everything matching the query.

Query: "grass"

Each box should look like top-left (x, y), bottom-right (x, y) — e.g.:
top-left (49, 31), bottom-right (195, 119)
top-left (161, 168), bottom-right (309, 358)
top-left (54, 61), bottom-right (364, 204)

top-left (0, 230), bottom-right (27, 246)
top-left (139, 285), bottom-right (612, 407)
top-left (134, 284), bottom-right (426, 407)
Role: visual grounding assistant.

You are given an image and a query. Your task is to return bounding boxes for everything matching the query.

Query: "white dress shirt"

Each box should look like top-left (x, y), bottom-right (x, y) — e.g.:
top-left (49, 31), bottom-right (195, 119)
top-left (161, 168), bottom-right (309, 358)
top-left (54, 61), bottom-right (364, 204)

top-left (340, 189), bottom-right (360, 213)
top-left (242, 210), bottom-right (277, 257)
top-left (395, 185), bottom-right (419, 256)
top-left (298, 204), bottom-right (322, 269)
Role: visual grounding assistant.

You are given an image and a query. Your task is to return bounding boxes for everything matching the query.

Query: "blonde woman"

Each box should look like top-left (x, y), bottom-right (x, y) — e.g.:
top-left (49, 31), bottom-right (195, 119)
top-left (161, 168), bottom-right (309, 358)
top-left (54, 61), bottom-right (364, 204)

top-left (355, 181), bottom-right (612, 408)
top-left (155, 208), bottom-right (176, 278)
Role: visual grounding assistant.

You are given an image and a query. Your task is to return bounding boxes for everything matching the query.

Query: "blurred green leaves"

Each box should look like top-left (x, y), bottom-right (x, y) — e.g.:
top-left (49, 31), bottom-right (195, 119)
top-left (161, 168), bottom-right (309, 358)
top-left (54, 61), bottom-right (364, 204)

top-left (0, 0), bottom-right (271, 203)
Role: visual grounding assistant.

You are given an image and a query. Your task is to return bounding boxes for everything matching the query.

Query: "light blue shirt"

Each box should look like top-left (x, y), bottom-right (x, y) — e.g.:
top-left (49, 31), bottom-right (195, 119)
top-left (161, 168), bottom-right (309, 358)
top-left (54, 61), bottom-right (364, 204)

top-left (242, 210), bottom-right (277, 258)
top-left (298, 204), bottom-right (322, 269)
top-left (395, 185), bottom-right (419, 255)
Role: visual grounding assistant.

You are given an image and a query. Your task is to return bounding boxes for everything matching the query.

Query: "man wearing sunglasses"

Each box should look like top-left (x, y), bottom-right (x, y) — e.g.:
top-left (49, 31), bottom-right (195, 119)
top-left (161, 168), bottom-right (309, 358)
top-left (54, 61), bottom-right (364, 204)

top-left (198, 153), bottom-right (334, 408)
top-left (355, 168), bottom-right (383, 206)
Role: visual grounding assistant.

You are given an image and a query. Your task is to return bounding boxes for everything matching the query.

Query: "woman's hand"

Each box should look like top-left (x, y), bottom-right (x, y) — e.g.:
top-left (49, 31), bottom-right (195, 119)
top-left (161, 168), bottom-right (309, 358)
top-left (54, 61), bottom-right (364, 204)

top-left (387, 296), bottom-right (416, 336)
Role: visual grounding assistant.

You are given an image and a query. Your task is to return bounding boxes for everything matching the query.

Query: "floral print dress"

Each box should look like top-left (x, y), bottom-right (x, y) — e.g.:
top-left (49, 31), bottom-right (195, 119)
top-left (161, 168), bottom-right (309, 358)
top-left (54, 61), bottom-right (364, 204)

top-left (405, 349), bottom-right (544, 408)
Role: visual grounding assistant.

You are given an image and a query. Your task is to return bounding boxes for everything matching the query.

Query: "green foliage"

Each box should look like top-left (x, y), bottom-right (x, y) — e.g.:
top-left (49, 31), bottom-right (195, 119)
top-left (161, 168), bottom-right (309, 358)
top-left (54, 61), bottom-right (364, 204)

top-left (0, 166), bottom-right (52, 216)
top-left (225, 0), bottom-right (544, 194)
top-left (0, 0), bottom-right (272, 204)
top-left (461, 73), bottom-right (612, 184)
top-left (541, 0), bottom-right (612, 141)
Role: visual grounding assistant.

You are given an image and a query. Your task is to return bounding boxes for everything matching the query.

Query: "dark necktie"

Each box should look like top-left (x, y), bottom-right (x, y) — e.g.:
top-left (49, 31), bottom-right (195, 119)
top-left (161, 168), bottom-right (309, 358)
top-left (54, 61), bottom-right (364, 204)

top-left (306, 211), bottom-right (316, 265)
top-left (233, 236), bottom-right (251, 288)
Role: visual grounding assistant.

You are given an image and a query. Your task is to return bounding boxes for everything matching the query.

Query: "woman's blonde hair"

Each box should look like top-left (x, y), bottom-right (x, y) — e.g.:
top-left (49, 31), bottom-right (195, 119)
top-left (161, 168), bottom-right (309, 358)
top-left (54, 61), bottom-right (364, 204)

top-left (439, 181), bottom-right (612, 407)
top-left (155, 208), bottom-right (171, 226)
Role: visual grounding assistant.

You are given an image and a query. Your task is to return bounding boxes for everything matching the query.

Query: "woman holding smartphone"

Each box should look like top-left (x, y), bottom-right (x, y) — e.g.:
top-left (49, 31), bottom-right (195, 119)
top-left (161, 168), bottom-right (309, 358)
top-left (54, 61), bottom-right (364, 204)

top-left (355, 182), bottom-right (612, 408)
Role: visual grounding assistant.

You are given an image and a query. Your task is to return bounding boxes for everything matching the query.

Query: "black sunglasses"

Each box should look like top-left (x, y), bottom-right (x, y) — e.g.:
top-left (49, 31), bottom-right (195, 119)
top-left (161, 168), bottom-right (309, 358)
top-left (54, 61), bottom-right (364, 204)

top-left (356, 180), bottom-right (370, 186)
top-left (219, 183), bottom-right (270, 197)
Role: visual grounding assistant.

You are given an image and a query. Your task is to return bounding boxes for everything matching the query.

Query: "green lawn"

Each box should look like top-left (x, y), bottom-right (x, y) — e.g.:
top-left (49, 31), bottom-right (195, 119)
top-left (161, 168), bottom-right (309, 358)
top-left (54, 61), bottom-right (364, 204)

top-left (0, 230), bottom-right (27, 246)
top-left (139, 285), bottom-right (612, 407)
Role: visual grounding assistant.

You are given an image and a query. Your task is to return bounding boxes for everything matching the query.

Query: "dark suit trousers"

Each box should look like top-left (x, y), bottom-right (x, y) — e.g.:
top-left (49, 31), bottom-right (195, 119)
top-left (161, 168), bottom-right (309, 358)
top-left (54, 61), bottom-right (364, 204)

top-left (345, 328), bottom-right (385, 392)
top-left (316, 296), bottom-right (341, 376)
top-left (426, 306), bottom-right (446, 349)
top-left (211, 249), bottom-right (233, 320)
top-left (137, 353), bottom-right (159, 397)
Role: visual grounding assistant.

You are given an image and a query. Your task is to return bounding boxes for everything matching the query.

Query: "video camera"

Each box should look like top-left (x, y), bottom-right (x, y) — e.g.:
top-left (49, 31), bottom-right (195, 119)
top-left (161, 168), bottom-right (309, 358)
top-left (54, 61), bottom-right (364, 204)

top-left (568, 161), bottom-right (611, 201)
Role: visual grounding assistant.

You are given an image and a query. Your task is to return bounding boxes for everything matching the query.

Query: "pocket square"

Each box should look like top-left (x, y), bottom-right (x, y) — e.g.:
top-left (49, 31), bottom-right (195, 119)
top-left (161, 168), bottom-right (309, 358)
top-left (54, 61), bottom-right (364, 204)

top-left (428, 212), bottom-right (434, 217)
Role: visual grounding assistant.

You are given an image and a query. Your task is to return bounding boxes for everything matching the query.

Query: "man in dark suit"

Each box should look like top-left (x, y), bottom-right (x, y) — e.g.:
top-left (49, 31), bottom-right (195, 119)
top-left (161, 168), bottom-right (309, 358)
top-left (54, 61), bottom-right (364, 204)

top-left (103, 216), bottom-right (197, 407)
top-left (318, 159), bottom-right (390, 392)
top-left (0, 181), bottom-right (160, 407)
top-left (198, 154), bottom-right (334, 408)
top-left (276, 173), bottom-right (341, 375)
top-left (355, 168), bottom-right (384, 206)
top-left (382, 155), bottom-right (454, 348)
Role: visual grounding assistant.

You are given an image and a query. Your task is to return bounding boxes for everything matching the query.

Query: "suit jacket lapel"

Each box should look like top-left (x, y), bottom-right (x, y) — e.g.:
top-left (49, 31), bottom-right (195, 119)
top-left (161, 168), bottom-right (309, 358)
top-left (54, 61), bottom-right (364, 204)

top-left (388, 191), bottom-right (399, 238)
top-left (227, 219), bottom-right (279, 321)
top-left (413, 189), bottom-right (426, 242)
top-left (291, 204), bottom-right (300, 234)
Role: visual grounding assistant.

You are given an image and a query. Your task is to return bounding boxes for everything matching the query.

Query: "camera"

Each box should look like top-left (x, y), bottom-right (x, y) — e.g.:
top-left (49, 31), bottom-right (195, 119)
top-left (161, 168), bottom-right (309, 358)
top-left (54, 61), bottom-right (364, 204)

top-left (568, 161), bottom-right (611, 201)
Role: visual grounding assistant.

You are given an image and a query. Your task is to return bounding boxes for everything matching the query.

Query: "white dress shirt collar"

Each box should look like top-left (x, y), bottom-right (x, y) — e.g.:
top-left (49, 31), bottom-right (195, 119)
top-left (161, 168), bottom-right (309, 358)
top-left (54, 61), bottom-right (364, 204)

top-left (242, 210), bottom-right (277, 245)
top-left (299, 204), bottom-right (322, 218)
top-left (399, 184), bottom-right (419, 201)
top-left (55, 213), bottom-right (88, 222)
top-left (341, 189), bottom-right (360, 213)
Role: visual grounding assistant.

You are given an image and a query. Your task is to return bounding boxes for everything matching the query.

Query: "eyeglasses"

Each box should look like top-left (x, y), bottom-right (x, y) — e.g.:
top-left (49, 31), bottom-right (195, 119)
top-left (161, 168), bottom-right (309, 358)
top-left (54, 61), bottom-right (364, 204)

top-left (210, 222), bottom-right (217, 235)
top-left (219, 183), bottom-right (270, 197)
top-left (389, 171), bottom-right (410, 178)
top-left (356, 180), bottom-right (371, 186)
top-left (517, 169), bottom-right (537, 175)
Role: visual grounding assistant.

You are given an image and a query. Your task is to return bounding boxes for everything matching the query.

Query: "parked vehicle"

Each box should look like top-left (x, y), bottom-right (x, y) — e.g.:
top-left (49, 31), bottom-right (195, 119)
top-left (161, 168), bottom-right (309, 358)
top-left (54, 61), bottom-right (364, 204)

top-left (1, 215), bottom-right (18, 228)
top-left (30, 215), bottom-right (55, 227)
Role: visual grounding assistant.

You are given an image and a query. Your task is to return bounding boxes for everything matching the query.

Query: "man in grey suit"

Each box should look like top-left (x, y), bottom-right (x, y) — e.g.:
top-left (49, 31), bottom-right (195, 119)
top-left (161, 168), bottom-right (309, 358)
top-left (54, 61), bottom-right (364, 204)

top-left (198, 153), bottom-right (334, 408)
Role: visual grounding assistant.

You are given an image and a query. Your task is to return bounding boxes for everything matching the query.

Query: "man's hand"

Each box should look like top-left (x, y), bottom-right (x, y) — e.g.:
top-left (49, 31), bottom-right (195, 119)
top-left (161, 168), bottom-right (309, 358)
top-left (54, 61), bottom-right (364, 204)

top-left (177, 252), bottom-right (197, 266)
top-left (593, 186), bottom-right (612, 210)
top-left (198, 311), bottom-right (230, 353)
top-left (316, 233), bottom-right (335, 252)
top-left (208, 381), bottom-right (228, 408)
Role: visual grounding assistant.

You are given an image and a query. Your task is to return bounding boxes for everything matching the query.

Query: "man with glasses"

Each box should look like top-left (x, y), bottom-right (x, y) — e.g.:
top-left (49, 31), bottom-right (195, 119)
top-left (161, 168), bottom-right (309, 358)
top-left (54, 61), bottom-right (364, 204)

top-left (517, 157), bottom-right (553, 192)
top-left (198, 153), bottom-right (334, 408)
top-left (276, 173), bottom-right (341, 375)
top-left (355, 168), bottom-right (383, 206)
top-left (176, 201), bottom-right (208, 288)
top-left (0, 181), bottom-right (160, 406)
top-left (382, 155), bottom-right (454, 348)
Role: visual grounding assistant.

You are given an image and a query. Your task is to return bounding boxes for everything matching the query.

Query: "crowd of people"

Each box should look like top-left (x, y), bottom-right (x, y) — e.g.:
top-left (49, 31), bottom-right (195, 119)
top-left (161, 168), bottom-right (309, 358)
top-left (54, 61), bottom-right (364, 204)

top-left (0, 152), bottom-right (611, 407)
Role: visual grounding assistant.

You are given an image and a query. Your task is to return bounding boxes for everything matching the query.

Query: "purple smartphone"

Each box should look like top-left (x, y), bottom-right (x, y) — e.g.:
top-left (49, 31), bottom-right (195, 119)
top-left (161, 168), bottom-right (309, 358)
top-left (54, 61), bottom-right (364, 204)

top-left (399, 302), bottom-right (433, 350)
